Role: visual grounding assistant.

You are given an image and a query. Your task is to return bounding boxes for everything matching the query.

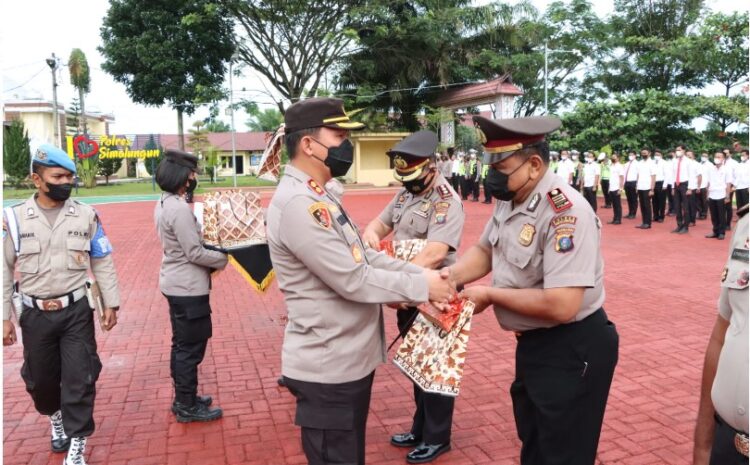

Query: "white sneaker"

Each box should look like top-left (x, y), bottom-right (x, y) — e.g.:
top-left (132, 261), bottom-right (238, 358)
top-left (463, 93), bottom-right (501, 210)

top-left (63, 437), bottom-right (87, 465)
top-left (49, 411), bottom-right (70, 453)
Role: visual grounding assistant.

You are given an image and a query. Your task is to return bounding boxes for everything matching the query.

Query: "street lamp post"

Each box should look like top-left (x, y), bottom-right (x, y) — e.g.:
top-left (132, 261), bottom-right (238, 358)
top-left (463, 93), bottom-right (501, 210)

top-left (229, 51), bottom-right (240, 188)
top-left (46, 53), bottom-right (60, 147)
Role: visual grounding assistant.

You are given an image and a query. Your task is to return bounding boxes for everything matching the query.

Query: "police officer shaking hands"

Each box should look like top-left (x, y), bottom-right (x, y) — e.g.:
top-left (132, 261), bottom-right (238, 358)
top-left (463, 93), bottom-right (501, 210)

top-left (443, 116), bottom-right (619, 465)
top-left (3, 144), bottom-right (121, 465)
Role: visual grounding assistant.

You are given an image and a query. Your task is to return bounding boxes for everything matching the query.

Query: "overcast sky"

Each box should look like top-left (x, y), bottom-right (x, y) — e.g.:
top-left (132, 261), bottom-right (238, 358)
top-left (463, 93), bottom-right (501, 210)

top-left (1, 0), bottom-right (745, 136)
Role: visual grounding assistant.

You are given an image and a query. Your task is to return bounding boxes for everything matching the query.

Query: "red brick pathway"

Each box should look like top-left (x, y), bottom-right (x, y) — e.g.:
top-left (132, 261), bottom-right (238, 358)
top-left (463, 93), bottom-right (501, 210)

top-left (3, 191), bottom-right (732, 465)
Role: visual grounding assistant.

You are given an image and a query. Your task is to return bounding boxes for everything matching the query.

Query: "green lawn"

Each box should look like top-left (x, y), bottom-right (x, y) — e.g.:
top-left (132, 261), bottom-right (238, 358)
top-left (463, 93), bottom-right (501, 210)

top-left (2, 176), bottom-right (276, 199)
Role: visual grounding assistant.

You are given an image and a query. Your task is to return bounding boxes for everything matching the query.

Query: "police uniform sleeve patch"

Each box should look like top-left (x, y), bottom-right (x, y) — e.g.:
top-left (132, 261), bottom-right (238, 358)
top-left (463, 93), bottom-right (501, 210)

top-left (307, 179), bottom-right (325, 196)
top-left (550, 215), bottom-right (577, 227)
top-left (308, 202), bottom-right (332, 229)
top-left (90, 220), bottom-right (113, 258)
top-left (436, 184), bottom-right (452, 199)
top-left (351, 243), bottom-right (363, 263)
top-left (554, 227), bottom-right (575, 253)
top-left (547, 188), bottom-right (573, 213)
top-left (434, 202), bottom-right (450, 224)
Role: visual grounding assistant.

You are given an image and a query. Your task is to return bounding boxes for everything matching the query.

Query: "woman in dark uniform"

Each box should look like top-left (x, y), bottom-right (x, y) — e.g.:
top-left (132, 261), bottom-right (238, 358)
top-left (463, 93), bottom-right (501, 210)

top-left (154, 149), bottom-right (228, 422)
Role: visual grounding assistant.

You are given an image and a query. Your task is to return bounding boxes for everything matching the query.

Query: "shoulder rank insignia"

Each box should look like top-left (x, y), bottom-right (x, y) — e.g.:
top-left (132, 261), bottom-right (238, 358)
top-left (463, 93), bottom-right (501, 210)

top-left (518, 224), bottom-right (536, 247)
top-left (434, 201), bottom-right (450, 224)
top-left (436, 184), bottom-right (452, 199)
top-left (307, 179), bottom-right (325, 196)
top-left (547, 188), bottom-right (573, 213)
top-left (527, 193), bottom-right (541, 212)
top-left (308, 202), bottom-right (331, 229)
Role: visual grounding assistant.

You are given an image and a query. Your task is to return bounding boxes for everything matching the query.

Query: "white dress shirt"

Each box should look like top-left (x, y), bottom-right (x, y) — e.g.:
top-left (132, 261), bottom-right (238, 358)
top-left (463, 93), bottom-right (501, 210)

top-left (609, 163), bottom-right (624, 191)
top-left (624, 160), bottom-right (638, 182)
top-left (556, 159), bottom-right (574, 183)
top-left (636, 158), bottom-right (656, 191)
top-left (707, 165), bottom-right (729, 200)
top-left (664, 158), bottom-right (675, 186)
top-left (672, 156), bottom-right (691, 185)
top-left (724, 158), bottom-right (739, 186)
top-left (699, 161), bottom-right (711, 189)
top-left (652, 158), bottom-right (666, 182)
top-left (583, 162), bottom-right (601, 188)
top-left (688, 159), bottom-right (700, 190)
top-left (735, 160), bottom-right (750, 190)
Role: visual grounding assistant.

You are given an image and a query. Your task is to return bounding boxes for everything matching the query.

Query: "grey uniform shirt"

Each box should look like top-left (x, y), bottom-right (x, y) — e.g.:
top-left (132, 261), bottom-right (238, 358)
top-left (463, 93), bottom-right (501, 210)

top-left (266, 164), bottom-right (429, 384)
top-left (479, 169), bottom-right (605, 332)
top-left (3, 196), bottom-right (121, 319)
top-left (378, 174), bottom-right (464, 267)
top-left (154, 193), bottom-right (228, 296)
top-left (712, 211), bottom-right (749, 433)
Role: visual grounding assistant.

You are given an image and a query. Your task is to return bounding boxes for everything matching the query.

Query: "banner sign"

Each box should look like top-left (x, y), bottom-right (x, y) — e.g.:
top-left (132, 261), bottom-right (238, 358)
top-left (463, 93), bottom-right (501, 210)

top-left (66, 134), bottom-right (160, 160)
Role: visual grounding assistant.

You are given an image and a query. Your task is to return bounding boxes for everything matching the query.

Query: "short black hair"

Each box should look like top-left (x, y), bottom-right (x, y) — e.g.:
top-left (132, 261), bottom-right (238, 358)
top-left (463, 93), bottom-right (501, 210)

top-left (155, 159), bottom-right (192, 194)
top-left (285, 128), bottom-right (321, 160)
top-left (516, 141), bottom-right (550, 165)
top-left (31, 162), bottom-right (47, 176)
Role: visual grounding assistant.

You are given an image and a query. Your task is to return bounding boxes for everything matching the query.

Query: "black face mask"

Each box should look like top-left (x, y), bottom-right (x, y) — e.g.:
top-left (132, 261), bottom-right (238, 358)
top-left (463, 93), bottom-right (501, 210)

top-left (187, 178), bottom-right (198, 193)
top-left (311, 138), bottom-right (355, 178)
top-left (485, 158), bottom-right (530, 201)
top-left (402, 167), bottom-right (436, 195)
top-left (46, 182), bottom-right (73, 201)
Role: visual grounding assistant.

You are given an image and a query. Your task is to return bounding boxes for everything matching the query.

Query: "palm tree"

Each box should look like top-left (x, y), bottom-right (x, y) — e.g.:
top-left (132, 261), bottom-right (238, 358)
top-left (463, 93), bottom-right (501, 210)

top-left (68, 49), bottom-right (91, 135)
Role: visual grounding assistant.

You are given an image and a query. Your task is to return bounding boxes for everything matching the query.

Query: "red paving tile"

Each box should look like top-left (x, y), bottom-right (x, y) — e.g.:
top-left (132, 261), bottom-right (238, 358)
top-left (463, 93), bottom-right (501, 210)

top-left (3, 191), bottom-right (733, 465)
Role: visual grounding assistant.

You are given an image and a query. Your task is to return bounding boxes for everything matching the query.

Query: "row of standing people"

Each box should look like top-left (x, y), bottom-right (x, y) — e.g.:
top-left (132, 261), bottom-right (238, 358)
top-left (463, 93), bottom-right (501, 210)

top-left (553, 147), bottom-right (750, 238)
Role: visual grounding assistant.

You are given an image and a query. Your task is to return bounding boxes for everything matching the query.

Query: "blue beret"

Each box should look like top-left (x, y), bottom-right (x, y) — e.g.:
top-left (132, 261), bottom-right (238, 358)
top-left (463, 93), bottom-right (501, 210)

top-left (32, 144), bottom-right (77, 174)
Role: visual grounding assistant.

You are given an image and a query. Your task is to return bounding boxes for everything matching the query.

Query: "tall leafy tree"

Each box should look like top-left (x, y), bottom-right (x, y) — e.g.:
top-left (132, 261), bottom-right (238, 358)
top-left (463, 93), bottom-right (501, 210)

top-left (691, 11), bottom-right (749, 97)
top-left (223, 0), bottom-right (360, 113)
top-left (202, 103), bottom-right (231, 132)
top-left (100, 0), bottom-right (234, 149)
top-left (245, 107), bottom-right (283, 131)
top-left (144, 135), bottom-right (164, 175)
top-left (337, 0), bottom-right (497, 130)
top-left (3, 120), bottom-right (31, 186)
top-left (68, 49), bottom-right (91, 134)
top-left (592, 0), bottom-right (706, 93)
top-left (98, 156), bottom-right (123, 185)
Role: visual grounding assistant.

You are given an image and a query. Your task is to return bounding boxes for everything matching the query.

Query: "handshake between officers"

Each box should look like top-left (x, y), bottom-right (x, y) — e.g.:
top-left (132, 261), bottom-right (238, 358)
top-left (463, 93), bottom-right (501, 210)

top-left (265, 98), bottom-right (455, 465)
top-left (3, 144), bottom-right (120, 465)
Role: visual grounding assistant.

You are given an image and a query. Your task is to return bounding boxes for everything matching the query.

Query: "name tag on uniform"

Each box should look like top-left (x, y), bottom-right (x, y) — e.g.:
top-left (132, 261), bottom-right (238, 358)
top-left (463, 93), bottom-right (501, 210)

top-left (732, 248), bottom-right (749, 263)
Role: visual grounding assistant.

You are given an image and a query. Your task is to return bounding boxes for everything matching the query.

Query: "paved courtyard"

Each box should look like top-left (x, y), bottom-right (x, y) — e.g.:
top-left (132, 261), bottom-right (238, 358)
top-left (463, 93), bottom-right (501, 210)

top-left (3, 190), bottom-right (733, 465)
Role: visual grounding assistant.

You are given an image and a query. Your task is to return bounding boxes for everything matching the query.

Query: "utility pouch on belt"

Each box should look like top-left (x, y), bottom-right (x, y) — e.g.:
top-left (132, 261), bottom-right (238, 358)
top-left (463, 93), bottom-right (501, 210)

top-left (12, 282), bottom-right (23, 320)
top-left (85, 280), bottom-right (106, 331)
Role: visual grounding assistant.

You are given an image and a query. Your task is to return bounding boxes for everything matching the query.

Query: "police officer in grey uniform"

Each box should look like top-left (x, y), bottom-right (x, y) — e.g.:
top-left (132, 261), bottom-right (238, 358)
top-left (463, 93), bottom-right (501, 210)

top-left (443, 116), bottom-right (619, 465)
top-left (693, 203), bottom-right (749, 465)
top-left (3, 144), bottom-right (120, 465)
top-left (362, 130), bottom-right (464, 464)
top-left (265, 98), bottom-right (454, 465)
top-left (154, 149), bottom-right (227, 423)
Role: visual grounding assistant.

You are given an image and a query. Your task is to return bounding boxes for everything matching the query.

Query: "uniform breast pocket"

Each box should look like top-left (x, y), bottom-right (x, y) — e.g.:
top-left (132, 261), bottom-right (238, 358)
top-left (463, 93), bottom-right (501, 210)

top-left (504, 247), bottom-right (533, 270)
top-left (407, 213), bottom-right (429, 236)
top-left (17, 239), bottom-right (41, 274)
top-left (66, 237), bottom-right (91, 270)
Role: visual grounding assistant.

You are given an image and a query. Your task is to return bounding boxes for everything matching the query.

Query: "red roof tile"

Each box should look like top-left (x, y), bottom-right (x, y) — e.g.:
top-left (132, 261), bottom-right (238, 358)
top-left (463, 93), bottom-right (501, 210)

top-left (433, 75), bottom-right (523, 108)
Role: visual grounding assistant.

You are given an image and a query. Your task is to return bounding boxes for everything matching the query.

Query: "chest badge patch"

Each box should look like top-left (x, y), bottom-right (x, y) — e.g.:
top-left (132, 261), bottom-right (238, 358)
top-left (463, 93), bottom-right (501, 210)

top-left (518, 224), bottom-right (536, 247)
top-left (434, 202), bottom-right (450, 224)
top-left (307, 179), bottom-right (325, 196)
top-left (308, 202), bottom-right (331, 229)
top-left (547, 188), bottom-right (573, 213)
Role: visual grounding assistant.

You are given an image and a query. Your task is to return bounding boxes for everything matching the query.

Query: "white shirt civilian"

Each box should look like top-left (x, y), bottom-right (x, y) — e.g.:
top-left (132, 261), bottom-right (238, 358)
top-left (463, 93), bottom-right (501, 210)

top-left (707, 164), bottom-right (729, 200)
top-left (699, 158), bottom-right (711, 189)
top-left (735, 159), bottom-right (750, 190)
top-left (556, 158), bottom-right (574, 183)
top-left (583, 161), bottom-right (601, 188)
top-left (664, 158), bottom-right (675, 186)
top-left (672, 155), bottom-right (692, 185)
top-left (609, 163), bottom-right (624, 191)
top-left (636, 158), bottom-right (656, 191)
top-left (652, 156), bottom-right (666, 182)
top-left (687, 158), bottom-right (701, 190)
top-left (724, 157), bottom-right (739, 186)
top-left (624, 158), bottom-right (638, 182)
top-left (451, 158), bottom-right (461, 175)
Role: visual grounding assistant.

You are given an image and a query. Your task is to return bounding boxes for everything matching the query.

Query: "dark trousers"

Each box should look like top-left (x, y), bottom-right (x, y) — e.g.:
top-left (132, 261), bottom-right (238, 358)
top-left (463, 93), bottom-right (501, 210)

top-left (637, 190), bottom-right (652, 225)
top-left (456, 175), bottom-right (466, 199)
top-left (689, 189), bottom-right (699, 224)
top-left (166, 294), bottom-right (213, 406)
top-left (711, 415), bottom-right (748, 465)
top-left (674, 182), bottom-right (690, 229)
top-left (583, 187), bottom-right (597, 213)
top-left (484, 177), bottom-right (492, 203)
top-left (698, 188), bottom-right (708, 217)
top-left (285, 373), bottom-right (374, 465)
top-left (624, 181), bottom-right (638, 217)
top-left (737, 188), bottom-right (749, 212)
top-left (19, 298), bottom-right (101, 438)
top-left (601, 179), bottom-right (610, 206)
top-left (512, 309), bottom-right (619, 465)
top-left (725, 191), bottom-right (735, 228)
top-left (652, 181), bottom-right (665, 220)
top-left (666, 184), bottom-right (674, 214)
top-left (451, 174), bottom-right (460, 192)
top-left (709, 199), bottom-right (727, 236)
top-left (472, 178), bottom-right (481, 200)
top-left (397, 308), bottom-right (455, 444)
top-left (609, 190), bottom-right (622, 222)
